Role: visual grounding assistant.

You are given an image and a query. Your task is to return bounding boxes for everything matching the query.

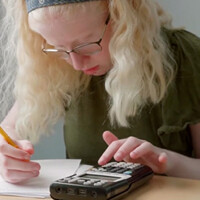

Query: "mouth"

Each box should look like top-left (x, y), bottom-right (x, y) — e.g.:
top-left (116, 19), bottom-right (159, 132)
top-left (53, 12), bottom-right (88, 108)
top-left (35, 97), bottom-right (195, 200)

top-left (83, 66), bottom-right (99, 75)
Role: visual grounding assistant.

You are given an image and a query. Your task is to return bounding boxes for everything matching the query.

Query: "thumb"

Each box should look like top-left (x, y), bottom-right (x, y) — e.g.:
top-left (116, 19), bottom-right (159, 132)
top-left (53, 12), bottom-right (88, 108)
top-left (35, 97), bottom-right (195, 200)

top-left (16, 140), bottom-right (34, 155)
top-left (102, 131), bottom-right (118, 145)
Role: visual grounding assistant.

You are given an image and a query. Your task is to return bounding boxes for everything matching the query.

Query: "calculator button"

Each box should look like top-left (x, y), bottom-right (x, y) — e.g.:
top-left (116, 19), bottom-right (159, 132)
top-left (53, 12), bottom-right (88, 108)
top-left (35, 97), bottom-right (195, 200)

top-left (127, 165), bottom-right (134, 169)
top-left (124, 164), bottom-right (130, 168)
top-left (58, 179), bottom-right (66, 183)
top-left (123, 170), bottom-right (133, 175)
top-left (116, 168), bottom-right (128, 173)
top-left (68, 179), bottom-right (77, 183)
top-left (91, 168), bottom-right (98, 171)
top-left (58, 177), bottom-right (72, 183)
top-left (113, 163), bottom-right (120, 167)
top-left (110, 167), bottom-right (120, 172)
top-left (77, 179), bottom-right (85, 184)
top-left (103, 167), bottom-right (113, 171)
top-left (100, 180), bottom-right (107, 184)
top-left (90, 180), bottom-right (99, 183)
top-left (98, 167), bottom-right (107, 172)
top-left (102, 162), bottom-right (116, 168)
top-left (94, 182), bottom-right (103, 186)
top-left (83, 181), bottom-right (92, 185)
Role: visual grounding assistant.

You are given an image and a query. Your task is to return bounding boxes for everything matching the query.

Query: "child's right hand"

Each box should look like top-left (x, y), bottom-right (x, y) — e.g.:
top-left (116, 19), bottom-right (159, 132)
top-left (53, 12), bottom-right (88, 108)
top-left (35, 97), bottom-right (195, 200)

top-left (0, 135), bottom-right (41, 183)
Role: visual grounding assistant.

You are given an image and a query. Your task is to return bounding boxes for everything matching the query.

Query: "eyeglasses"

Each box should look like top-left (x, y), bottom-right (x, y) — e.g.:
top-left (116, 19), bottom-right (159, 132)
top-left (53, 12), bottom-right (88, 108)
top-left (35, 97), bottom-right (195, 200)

top-left (42, 14), bottom-right (110, 59)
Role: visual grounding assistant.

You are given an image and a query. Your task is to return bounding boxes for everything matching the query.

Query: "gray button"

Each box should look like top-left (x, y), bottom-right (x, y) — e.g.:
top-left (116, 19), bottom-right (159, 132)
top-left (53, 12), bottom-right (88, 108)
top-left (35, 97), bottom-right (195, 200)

top-left (94, 182), bottom-right (102, 186)
top-left (83, 181), bottom-right (91, 185)
top-left (68, 179), bottom-right (77, 183)
top-left (77, 179), bottom-right (85, 184)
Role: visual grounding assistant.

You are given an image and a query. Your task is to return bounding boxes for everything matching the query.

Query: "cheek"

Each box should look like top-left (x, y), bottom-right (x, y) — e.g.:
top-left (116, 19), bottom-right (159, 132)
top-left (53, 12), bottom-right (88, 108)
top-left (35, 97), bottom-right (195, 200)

top-left (100, 40), bottom-right (111, 63)
top-left (93, 51), bottom-right (110, 66)
top-left (101, 47), bottom-right (111, 65)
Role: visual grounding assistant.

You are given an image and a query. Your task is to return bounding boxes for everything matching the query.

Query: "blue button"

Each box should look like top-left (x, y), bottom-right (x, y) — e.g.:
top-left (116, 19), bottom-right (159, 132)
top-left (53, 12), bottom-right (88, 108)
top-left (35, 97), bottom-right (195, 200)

top-left (123, 170), bottom-right (132, 175)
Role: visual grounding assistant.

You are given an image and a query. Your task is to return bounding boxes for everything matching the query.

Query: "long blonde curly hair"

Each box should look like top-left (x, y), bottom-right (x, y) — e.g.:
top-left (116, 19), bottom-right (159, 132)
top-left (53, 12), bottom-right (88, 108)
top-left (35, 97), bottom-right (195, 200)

top-left (0, 0), bottom-right (174, 143)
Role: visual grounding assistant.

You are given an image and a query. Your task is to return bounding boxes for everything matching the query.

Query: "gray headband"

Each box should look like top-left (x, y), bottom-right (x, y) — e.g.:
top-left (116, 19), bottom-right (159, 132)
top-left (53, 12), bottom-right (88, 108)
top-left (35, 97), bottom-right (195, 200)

top-left (26, 0), bottom-right (100, 13)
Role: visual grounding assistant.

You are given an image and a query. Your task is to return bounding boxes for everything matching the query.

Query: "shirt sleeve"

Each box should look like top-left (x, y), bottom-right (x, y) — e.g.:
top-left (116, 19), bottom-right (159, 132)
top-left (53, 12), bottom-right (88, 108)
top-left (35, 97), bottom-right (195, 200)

top-left (158, 29), bottom-right (200, 135)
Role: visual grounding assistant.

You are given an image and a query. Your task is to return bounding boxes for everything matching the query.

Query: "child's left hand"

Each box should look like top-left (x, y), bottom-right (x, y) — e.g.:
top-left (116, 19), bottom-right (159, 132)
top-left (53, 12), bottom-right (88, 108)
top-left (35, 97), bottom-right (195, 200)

top-left (98, 131), bottom-right (168, 174)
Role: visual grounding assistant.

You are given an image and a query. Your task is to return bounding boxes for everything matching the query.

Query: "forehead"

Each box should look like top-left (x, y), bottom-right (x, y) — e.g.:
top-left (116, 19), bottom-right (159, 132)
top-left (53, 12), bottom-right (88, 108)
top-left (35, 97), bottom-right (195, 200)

top-left (28, 4), bottom-right (107, 45)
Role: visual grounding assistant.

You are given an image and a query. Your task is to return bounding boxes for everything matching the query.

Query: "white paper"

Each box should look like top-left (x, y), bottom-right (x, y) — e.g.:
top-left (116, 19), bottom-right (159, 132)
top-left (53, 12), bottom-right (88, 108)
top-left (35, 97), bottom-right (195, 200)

top-left (76, 164), bottom-right (93, 175)
top-left (0, 159), bottom-right (81, 198)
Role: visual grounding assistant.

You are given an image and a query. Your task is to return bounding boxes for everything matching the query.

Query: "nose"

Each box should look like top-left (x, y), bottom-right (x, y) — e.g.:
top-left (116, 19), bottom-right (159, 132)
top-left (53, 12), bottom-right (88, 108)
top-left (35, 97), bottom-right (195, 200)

top-left (69, 52), bottom-right (86, 71)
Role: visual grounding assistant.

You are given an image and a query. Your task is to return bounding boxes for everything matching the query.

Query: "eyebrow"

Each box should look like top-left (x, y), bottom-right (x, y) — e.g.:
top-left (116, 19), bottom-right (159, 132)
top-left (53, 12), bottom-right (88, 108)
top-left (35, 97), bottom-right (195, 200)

top-left (54, 32), bottom-right (97, 49)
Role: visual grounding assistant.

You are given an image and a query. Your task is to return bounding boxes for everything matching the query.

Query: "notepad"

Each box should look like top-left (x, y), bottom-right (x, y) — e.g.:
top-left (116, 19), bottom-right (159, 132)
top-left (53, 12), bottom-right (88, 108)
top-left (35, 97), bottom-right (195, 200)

top-left (0, 159), bottom-right (90, 198)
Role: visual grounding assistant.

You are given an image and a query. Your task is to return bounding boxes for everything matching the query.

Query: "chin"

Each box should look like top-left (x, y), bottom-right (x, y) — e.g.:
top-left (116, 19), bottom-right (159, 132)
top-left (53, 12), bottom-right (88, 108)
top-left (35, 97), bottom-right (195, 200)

top-left (95, 69), bottom-right (110, 76)
top-left (93, 72), bottom-right (106, 76)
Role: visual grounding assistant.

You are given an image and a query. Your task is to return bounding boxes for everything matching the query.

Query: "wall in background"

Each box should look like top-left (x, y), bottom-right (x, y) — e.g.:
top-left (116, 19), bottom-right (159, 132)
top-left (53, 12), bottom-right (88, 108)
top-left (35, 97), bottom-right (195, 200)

top-left (31, 120), bottom-right (66, 160)
top-left (157, 0), bottom-right (200, 36)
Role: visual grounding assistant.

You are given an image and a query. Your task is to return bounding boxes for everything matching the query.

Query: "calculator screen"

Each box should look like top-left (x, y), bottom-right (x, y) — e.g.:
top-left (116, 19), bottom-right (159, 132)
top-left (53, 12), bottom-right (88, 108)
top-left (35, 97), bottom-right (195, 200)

top-left (80, 174), bottom-right (120, 181)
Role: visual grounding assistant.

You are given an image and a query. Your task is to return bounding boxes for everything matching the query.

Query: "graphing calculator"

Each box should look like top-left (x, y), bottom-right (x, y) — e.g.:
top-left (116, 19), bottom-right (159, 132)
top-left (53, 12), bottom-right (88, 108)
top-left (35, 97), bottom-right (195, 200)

top-left (50, 162), bottom-right (153, 200)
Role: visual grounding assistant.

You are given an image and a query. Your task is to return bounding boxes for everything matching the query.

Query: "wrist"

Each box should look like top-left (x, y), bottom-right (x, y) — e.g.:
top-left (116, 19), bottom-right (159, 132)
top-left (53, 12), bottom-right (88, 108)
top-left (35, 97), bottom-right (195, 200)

top-left (162, 149), bottom-right (177, 176)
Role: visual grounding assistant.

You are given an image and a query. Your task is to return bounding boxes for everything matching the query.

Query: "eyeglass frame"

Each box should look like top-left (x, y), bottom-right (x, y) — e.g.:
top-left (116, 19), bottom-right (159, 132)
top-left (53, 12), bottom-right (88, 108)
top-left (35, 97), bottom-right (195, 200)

top-left (41, 14), bottom-right (110, 58)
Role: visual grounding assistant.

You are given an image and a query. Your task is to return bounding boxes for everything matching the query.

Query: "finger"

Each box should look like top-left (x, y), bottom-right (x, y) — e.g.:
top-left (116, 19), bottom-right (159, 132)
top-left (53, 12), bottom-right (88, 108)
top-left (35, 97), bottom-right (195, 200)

top-left (2, 157), bottom-right (40, 171)
top-left (0, 143), bottom-right (31, 160)
top-left (16, 140), bottom-right (34, 155)
top-left (129, 143), bottom-right (167, 173)
top-left (158, 152), bottom-right (167, 163)
top-left (2, 169), bottom-right (39, 183)
top-left (130, 141), bottom-right (153, 159)
top-left (98, 139), bottom-right (125, 165)
top-left (123, 155), bottom-right (134, 163)
top-left (147, 153), bottom-right (167, 174)
top-left (0, 136), bottom-right (7, 144)
top-left (114, 137), bottom-right (141, 162)
top-left (102, 131), bottom-right (118, 145)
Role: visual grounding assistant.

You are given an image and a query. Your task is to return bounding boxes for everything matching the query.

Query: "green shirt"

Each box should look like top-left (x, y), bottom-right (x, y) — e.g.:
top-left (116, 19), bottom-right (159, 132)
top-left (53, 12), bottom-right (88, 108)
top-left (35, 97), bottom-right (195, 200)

top-left (64, 29), bottom-right (200, 165)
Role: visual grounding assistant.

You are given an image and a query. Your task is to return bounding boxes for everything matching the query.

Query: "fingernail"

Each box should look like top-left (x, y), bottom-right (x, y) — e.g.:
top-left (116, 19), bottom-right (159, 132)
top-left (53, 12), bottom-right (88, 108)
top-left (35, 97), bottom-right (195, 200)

top-left (98, 157), bottom-right (103, 163)
top-left (98, 157), bottom-right (105, 165)
top-left (34, 164), bottom-right (40, 170)
top-left (33, 170), bottom-right (39, 176)
top-left (130, 152), bottom-right (137, 158)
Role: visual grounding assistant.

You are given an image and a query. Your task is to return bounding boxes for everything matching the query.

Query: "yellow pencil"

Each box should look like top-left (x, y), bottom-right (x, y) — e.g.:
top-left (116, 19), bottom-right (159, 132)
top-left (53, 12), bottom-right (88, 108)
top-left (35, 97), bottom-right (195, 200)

top-left (0, 126), bottom-right (19, 148)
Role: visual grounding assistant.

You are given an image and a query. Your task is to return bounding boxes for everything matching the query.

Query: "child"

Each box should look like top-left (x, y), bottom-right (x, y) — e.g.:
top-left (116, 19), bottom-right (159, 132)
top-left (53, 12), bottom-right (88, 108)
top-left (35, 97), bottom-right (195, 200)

top-left (0, 0), bottom-right (200, 183)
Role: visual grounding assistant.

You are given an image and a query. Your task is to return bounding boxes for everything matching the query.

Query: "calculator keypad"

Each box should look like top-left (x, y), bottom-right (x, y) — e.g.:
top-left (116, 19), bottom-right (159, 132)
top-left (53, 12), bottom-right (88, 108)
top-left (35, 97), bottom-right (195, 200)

top-left (57, 162), bottom-right (143, 187)
top-left (57, 178), bottom-right (107, 187)
top-left (92, 162), bottom-right (142, 175)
